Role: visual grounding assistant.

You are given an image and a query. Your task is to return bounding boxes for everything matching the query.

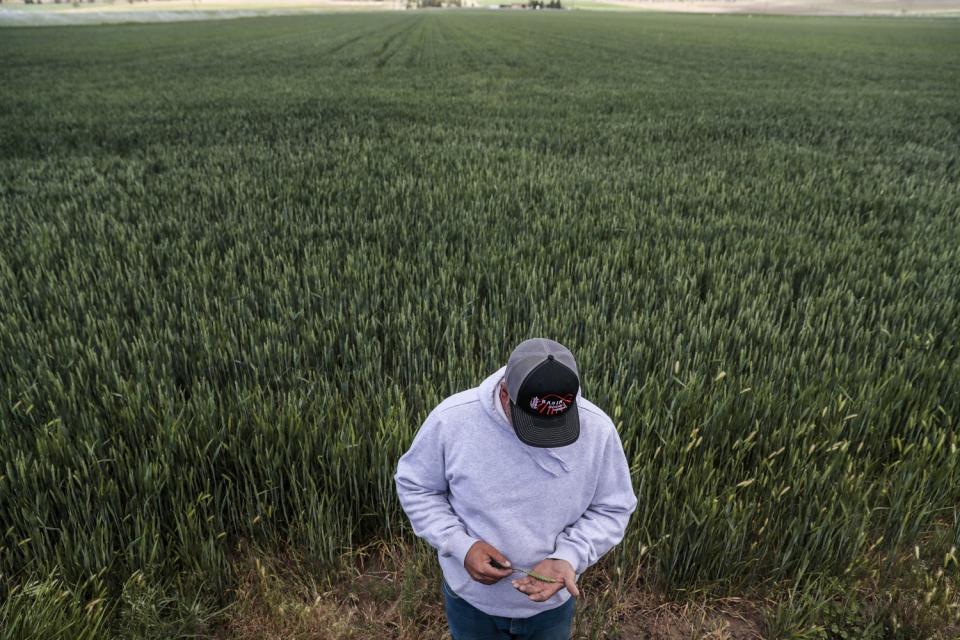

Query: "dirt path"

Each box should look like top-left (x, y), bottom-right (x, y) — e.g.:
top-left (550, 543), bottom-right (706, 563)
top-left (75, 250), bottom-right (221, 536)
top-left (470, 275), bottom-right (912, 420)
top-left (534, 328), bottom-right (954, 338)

top-left (601, 0), bottom-right (960, 15)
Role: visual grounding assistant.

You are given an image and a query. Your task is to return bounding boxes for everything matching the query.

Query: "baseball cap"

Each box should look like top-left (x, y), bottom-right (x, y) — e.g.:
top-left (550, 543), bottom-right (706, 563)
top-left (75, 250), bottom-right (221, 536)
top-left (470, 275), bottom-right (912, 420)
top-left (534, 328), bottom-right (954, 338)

top-left (504, 338), bottom-right (580, 448)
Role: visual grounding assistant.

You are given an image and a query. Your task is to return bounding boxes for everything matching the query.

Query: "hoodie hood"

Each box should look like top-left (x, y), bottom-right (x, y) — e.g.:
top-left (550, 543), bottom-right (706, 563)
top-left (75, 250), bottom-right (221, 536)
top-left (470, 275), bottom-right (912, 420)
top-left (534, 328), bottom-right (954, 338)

top-left (478, 367), bottom-right (572, 477)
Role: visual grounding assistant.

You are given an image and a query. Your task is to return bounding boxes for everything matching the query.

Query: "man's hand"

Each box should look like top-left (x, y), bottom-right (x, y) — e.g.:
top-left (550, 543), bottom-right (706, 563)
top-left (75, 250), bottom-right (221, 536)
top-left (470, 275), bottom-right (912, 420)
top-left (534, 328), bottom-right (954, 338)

top-left (511, 558), bottom-right (580, 602)
top-left (464, 541), bottom-right (514, 585)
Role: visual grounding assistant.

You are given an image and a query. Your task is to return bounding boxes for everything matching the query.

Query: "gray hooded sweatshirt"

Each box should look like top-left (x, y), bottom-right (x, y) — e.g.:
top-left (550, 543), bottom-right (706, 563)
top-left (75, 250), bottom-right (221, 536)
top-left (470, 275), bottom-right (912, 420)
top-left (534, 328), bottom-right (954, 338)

top-left (394, 366), bottom-right (638, 618)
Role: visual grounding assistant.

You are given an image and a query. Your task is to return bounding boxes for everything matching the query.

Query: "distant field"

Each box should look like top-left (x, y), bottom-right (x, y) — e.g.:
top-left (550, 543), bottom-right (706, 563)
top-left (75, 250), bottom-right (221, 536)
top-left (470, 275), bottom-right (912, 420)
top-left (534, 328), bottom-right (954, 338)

top-left (2, 0), bottom-right (960, 25)
top-left (1, 12), bottom-right (959, 640)
top-left (0, 0), bottom-right (392, 27)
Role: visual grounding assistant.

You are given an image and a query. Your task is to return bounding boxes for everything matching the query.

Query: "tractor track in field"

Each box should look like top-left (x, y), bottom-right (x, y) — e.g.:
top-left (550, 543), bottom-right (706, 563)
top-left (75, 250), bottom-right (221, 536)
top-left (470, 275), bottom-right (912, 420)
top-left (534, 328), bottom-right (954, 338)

top-left (373, 16), bottom-right (421, 68)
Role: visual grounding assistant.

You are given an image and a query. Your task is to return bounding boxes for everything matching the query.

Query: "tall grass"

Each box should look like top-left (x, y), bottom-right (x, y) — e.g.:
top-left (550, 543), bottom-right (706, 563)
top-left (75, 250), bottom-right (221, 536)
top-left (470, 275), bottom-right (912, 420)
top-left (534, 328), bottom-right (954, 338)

top-left (1, 11), bottom-right (958, 636)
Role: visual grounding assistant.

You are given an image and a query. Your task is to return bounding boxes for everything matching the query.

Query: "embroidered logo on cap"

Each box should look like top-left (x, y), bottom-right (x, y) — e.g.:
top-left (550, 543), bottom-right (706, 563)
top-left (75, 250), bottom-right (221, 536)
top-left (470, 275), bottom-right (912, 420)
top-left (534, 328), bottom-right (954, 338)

top-left (529, 393), bottom-right (573, 416)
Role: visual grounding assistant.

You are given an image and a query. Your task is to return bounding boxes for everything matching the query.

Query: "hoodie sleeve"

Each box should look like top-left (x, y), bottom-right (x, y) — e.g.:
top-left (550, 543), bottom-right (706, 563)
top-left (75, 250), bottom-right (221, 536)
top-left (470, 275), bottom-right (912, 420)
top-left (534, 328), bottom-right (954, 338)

top-left (395, 410), bottom-right (478, 566)
top-left (550, 428), bottom-right (637, 575)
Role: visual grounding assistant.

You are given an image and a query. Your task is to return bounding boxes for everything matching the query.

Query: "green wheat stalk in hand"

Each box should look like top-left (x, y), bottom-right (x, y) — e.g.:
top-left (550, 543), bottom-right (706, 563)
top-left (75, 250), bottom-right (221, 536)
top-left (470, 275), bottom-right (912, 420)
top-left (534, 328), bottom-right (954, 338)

top-left (490, 559), bottom-right (558, 583)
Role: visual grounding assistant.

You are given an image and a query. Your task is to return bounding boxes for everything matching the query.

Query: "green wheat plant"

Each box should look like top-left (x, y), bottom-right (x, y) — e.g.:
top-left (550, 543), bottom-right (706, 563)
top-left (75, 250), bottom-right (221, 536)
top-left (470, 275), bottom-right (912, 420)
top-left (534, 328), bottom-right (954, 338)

top-left (1, 10), bottom-right (958, 637)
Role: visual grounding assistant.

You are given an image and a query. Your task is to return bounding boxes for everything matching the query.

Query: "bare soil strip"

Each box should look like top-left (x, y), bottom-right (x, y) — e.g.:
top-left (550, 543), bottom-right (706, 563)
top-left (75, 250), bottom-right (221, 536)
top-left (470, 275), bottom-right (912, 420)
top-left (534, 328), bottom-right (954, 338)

top-left (602, 0), bottom-right (960, 15)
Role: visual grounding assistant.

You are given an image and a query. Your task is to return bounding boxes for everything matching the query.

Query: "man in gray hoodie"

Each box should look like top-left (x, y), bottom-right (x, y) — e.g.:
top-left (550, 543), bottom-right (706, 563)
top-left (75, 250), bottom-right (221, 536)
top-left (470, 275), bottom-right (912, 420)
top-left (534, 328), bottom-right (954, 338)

top-left (395, 338), bottom-right (637, 639)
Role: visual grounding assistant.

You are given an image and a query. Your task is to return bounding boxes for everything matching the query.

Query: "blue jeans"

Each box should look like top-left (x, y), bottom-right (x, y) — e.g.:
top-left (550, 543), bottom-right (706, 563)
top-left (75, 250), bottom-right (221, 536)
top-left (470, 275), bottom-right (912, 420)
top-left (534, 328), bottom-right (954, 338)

top-left (442, 579), bottom-right (575, 640)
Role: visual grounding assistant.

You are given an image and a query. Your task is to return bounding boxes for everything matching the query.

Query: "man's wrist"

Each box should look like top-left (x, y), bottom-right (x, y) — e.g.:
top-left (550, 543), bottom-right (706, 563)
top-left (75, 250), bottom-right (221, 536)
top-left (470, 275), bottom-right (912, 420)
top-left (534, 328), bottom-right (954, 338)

top-left (443, 530), bottom-right (479, 566)
top-left (548, 546), bottom-right (582, 575)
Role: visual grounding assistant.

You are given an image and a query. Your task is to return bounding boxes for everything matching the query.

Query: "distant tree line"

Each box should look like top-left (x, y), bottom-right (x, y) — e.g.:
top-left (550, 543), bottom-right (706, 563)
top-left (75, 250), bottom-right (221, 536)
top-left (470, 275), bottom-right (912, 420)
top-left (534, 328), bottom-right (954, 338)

top-left (413, 0), bottom-right (562, 7)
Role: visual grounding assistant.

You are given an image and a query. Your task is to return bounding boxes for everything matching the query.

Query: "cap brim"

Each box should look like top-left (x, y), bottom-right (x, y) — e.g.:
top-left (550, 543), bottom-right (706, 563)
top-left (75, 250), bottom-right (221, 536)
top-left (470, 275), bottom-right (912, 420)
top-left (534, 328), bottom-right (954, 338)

top-left (508, 399), bottom-right (580, 448)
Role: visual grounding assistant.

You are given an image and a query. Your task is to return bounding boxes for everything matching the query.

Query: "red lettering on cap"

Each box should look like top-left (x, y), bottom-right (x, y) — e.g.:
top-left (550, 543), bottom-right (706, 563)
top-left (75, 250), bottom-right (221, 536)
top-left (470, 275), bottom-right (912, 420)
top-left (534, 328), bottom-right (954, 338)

top-left (531, 393), bottom-right (574, 416)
